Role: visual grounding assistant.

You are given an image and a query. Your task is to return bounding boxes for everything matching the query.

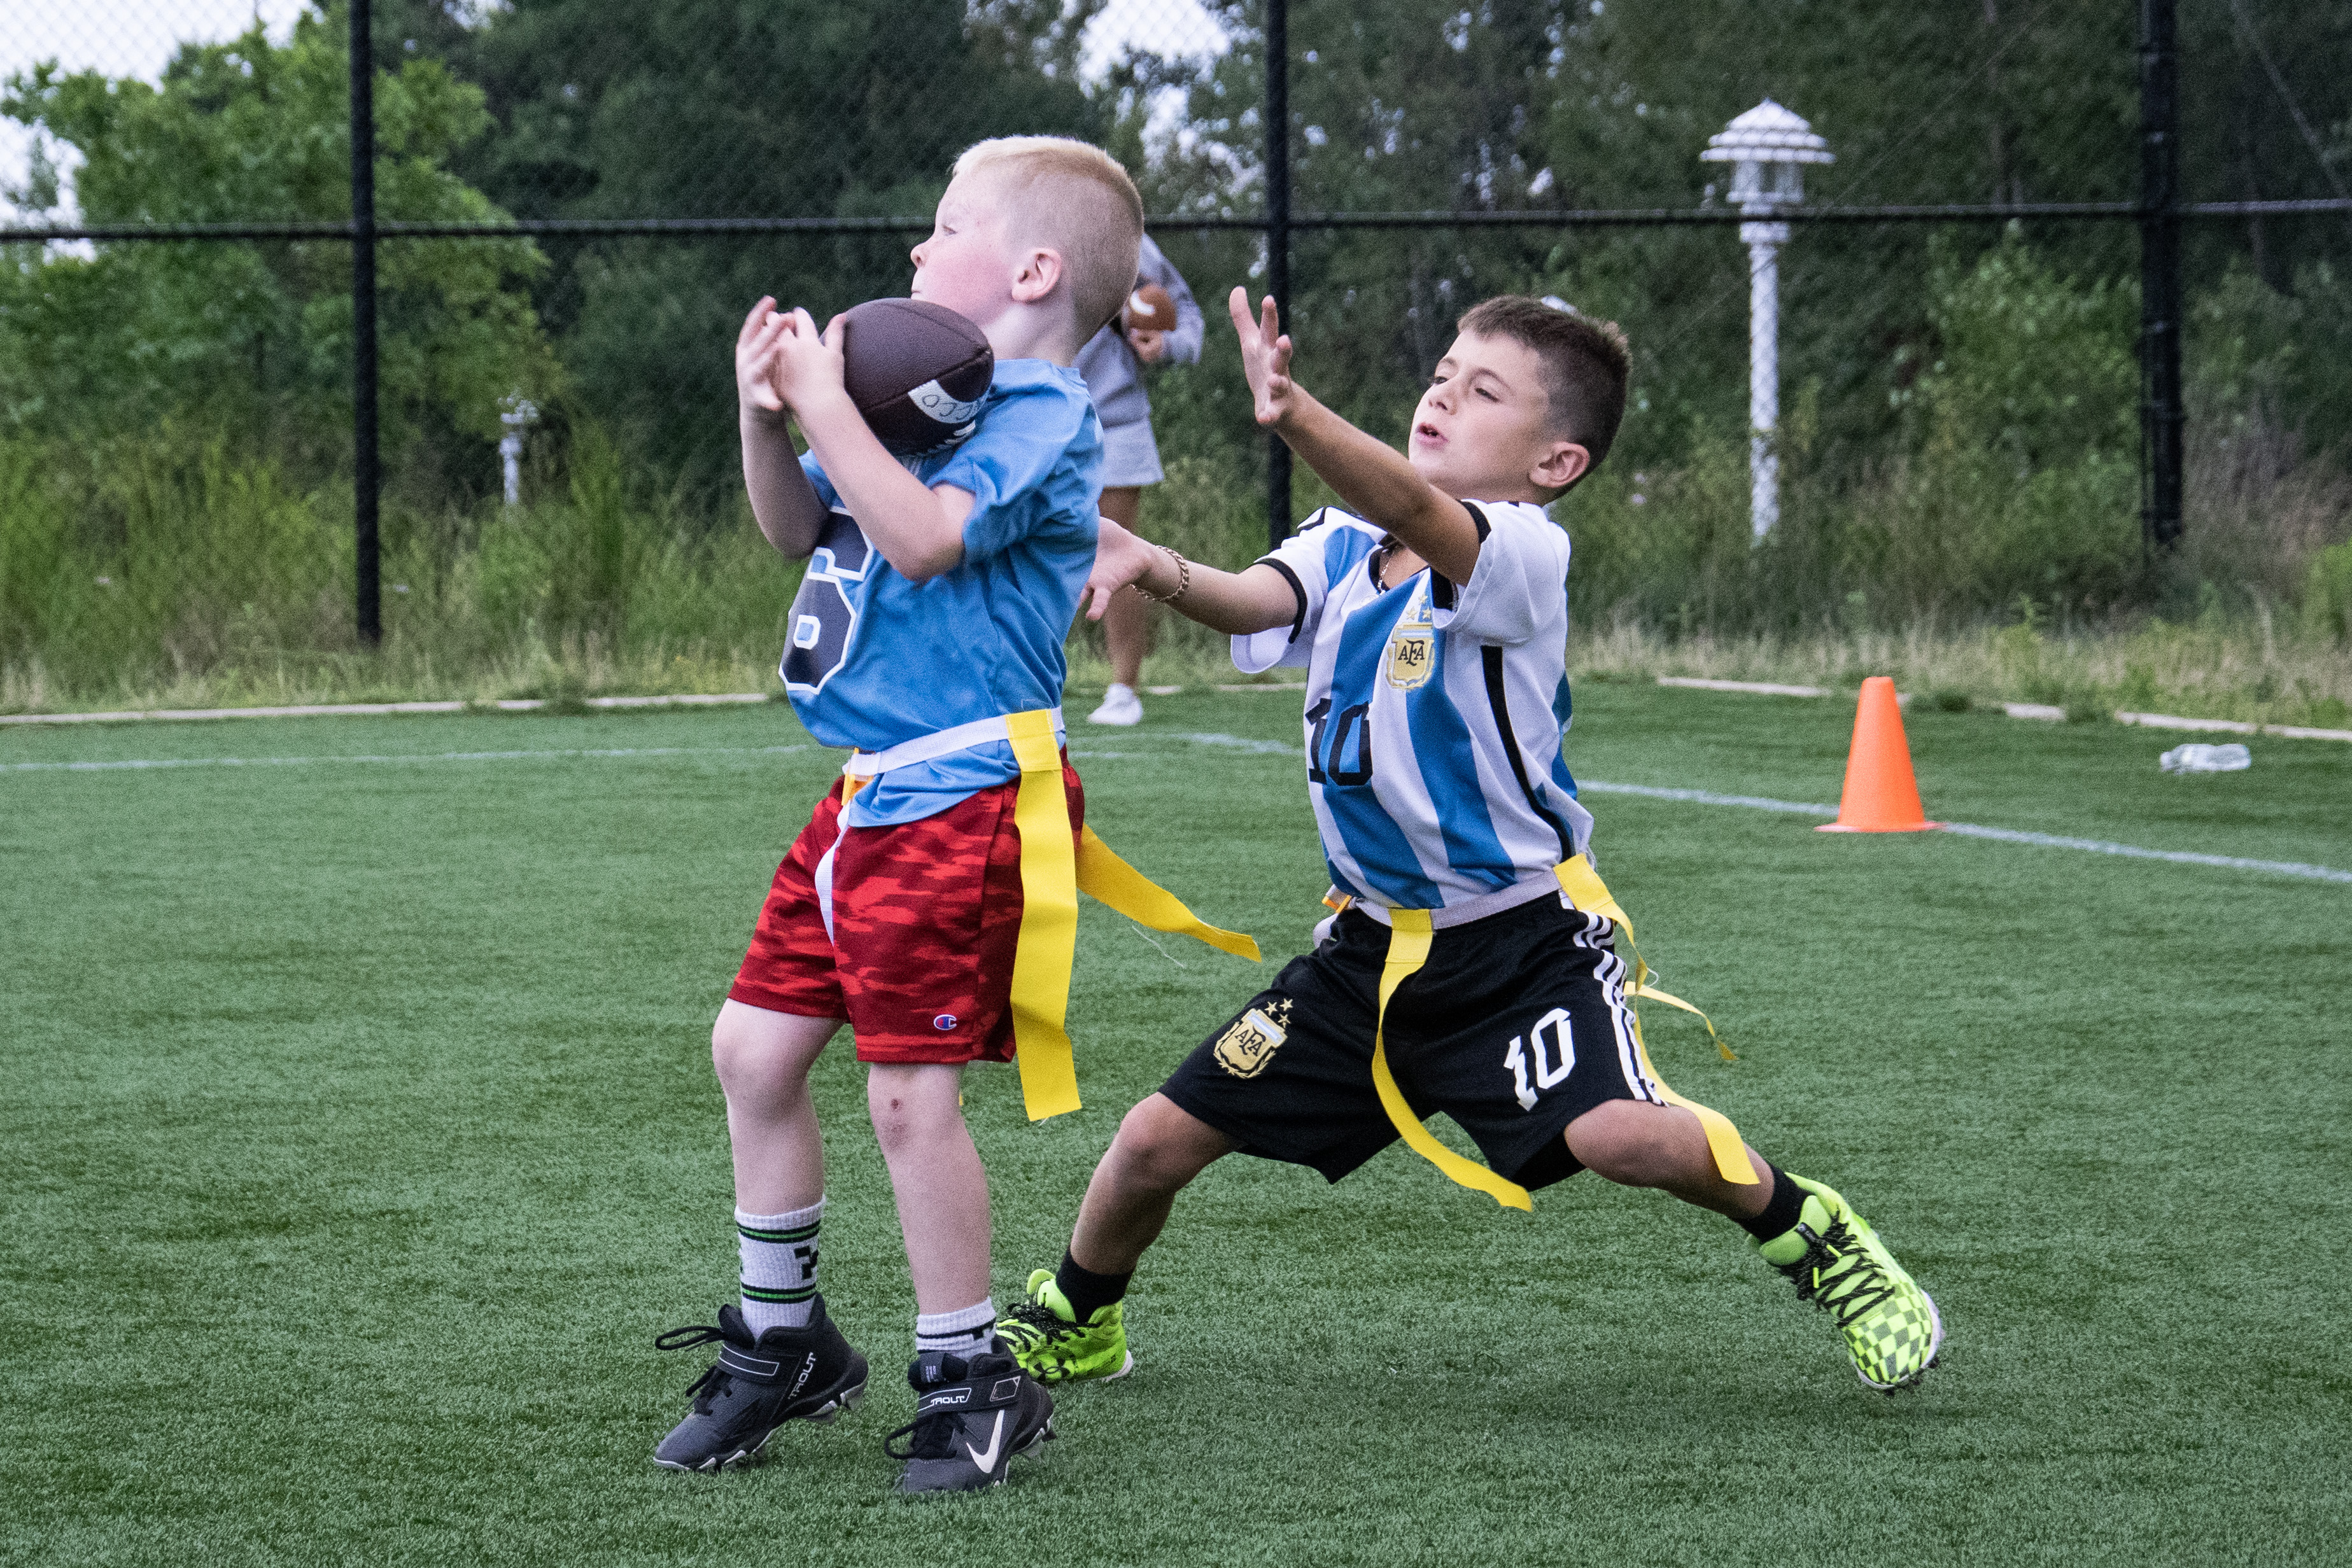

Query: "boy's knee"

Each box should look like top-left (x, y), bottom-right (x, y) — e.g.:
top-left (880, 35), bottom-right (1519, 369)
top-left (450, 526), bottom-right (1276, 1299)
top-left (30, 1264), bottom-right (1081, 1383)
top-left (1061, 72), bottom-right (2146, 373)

top-left (865, 1066), bottom-right (960, 1154)
top-left (710, 1015), bottom-right (769, 1096)
top-left (1566, 1100), bottom-right (1682, 1187)
top-left (1107, 1095), bottom-right (1223, 1194)
top-left (710, 1007), bottom-right (814, 1103)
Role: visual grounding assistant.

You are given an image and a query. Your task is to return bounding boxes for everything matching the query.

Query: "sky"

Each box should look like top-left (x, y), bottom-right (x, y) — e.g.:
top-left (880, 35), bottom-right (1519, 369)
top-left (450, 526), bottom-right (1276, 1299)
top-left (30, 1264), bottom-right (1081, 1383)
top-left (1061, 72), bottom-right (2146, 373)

top-left (1, 0), bottom-right (1227, 225)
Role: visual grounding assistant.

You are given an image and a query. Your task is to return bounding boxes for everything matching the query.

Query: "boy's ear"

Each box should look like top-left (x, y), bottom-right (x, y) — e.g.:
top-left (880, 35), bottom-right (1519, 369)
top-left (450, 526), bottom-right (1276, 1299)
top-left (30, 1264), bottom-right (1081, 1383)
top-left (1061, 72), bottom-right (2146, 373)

top-left (1009, 246), bottom-right (1065, 304)
top-left (1532, 440), bottom-right (1591, 493)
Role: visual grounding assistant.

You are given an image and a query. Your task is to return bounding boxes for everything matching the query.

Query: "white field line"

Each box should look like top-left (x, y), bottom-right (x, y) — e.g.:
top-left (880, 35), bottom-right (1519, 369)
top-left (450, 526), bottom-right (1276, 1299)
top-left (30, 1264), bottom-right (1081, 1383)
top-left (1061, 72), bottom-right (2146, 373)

top-left (2114, 710), bottom-right (2352, 742)
top-left (0, 692), bottom-right (773, 726)
top-left (1165, 731), bottom-right (1300, 754)
top-left (1656, 676), bottom-right (1830, 698)
top-left (1649, 676), bottom-right (2351, 743)
top-left (8, 732), bottom-right (2341, 885)
top-left (1579, 780), bottom-right (1838, 816)
top-left (1, 745), bottom-right (812, 774)
top-left (1578, 779), bottom-right (2352, 884)
top-left (10, 683), bottom-right (2344, 746)
top-left (1932, 822), bottom-right (2352, 883)
top-left (0, 737), bottom-right (1274, 776)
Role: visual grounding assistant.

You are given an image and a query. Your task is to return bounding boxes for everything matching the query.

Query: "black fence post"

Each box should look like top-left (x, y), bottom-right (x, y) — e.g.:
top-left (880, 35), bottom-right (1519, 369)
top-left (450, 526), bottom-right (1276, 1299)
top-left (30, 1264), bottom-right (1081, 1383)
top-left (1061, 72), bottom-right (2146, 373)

top-left (1264, 0), bottom-right (1292, 550)
top-left (351, 0), bottom-right (381, 643)
top-left (2139, 0), bottom-right (2183, 550)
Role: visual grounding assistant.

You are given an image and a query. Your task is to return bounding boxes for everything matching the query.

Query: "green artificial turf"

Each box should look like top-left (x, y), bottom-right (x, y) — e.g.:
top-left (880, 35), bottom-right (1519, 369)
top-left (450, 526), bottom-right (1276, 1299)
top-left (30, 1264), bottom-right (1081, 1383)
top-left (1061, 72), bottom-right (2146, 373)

top-left (4, 685), bottom-right (2348, 1565)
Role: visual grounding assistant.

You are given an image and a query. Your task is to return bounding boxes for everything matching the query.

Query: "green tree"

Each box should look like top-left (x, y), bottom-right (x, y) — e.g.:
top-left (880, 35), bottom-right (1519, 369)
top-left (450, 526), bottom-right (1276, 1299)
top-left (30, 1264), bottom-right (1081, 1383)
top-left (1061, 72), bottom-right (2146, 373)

top-left (1132, 0), bottom-right (2147, 468)
top-left (0, 6), bottom-right (556, 496)
top-left (398, 0), bottom-right (1108, 492)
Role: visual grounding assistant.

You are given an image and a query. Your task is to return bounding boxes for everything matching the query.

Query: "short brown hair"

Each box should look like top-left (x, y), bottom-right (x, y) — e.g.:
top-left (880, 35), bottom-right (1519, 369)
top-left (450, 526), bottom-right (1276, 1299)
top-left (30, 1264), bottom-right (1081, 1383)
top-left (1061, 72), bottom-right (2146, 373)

top-left (953, 137), bottom-right (1144, 339)
top-left (1456, 295), bottom-right (1631, 483)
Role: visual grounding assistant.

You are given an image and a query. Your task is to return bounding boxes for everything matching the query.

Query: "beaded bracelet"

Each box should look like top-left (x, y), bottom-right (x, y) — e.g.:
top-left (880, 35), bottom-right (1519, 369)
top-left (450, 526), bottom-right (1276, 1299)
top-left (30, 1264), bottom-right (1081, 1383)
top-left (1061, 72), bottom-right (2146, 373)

top-left (1134, 544), bottom-right (1192, 603)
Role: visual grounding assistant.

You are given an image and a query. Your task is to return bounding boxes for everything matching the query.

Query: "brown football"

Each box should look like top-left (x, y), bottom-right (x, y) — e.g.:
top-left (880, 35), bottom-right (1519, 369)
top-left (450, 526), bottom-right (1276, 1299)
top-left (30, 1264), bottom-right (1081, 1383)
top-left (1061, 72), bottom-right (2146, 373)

top-left (838, 298), bottom-right (994, 456)
top-left (1123, 283), bottom-right (1179, 335)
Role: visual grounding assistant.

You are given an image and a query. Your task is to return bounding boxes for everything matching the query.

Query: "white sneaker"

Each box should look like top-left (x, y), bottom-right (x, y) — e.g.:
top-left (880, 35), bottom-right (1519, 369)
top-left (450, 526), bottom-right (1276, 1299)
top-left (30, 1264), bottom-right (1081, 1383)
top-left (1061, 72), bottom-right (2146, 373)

top-left (1087, 683), bottom-right (1144, 726)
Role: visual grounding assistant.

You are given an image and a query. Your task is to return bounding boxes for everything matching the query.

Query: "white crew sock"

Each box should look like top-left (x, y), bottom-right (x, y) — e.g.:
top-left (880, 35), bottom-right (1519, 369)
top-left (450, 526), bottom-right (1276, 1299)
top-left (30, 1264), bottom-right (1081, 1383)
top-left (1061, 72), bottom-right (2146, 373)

top-left (736, 1200), bottom-right (823, 1338)
top-left (914, 1298), bottom-right (997, 1361)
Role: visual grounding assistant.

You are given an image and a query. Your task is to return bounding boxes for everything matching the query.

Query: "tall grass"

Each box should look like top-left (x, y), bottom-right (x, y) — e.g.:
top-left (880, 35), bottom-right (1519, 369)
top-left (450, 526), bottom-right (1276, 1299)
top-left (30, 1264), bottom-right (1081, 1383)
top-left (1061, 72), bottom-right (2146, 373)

top-left (0, 428), bottom-right (799, 712)
top-left (2, 417), bottom-right (2346, 726)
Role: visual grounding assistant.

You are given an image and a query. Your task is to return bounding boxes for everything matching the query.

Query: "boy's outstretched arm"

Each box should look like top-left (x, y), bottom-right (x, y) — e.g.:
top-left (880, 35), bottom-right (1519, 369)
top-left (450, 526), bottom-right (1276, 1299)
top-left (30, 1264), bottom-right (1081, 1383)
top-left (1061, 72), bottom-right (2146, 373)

top-left (1228, 288), bottom-right (1482, 585)
top-left (738, 298), bottom-right (830, 557)
top-left (750, 304), bottom-right (974, 582)
top-left (1081, 518), bottom-right (1297, 636)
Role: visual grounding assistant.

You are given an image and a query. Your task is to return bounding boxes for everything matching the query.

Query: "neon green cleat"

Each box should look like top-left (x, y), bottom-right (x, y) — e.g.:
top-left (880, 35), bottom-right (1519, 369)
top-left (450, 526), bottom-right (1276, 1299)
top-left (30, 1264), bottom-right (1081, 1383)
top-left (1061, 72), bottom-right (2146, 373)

top-left (996, 1270), bottom-right (1134, 1385)
top-left (1757, 1175), bottom-right (1943, 1392)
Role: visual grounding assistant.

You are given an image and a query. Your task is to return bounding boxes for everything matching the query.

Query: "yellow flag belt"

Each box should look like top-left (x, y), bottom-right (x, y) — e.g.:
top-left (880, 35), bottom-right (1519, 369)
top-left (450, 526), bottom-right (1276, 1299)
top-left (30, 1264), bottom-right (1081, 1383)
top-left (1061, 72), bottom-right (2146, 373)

top-left (847, 708), bottom-right (1258, 1123)
top-left (1367, 853), bottom-right (1754, 1210)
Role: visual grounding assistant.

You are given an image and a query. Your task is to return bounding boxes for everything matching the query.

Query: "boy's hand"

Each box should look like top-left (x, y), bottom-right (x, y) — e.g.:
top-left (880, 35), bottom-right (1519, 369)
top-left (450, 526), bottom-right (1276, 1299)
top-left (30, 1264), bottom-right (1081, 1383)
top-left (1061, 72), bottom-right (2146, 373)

top-left (770, 309), bottom-right (855, 419)
top-left (1078, 517), bottom-right (1164, 621)
top-left (1127, 326), bottom-right (1167, 363)
top-left (1229, 286), bottom-right (1300, 430)
top-left (735, 297), bottom-right (792, 423)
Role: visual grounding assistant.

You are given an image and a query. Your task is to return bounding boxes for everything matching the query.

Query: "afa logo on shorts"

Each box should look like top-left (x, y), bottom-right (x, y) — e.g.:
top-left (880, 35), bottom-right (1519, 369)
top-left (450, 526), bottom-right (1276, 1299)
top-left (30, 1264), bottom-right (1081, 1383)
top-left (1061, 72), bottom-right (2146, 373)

top-left (1213, 997), bottom-right (1293, 1079)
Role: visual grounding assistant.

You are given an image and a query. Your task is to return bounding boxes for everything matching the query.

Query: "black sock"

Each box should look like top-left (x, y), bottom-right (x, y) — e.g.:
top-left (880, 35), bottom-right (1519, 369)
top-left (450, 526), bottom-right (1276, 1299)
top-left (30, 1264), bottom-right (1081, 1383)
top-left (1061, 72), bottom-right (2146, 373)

top-left (1055, 1250), bottom-right (1132, 1322)
top-left (1733, 1165), bottom-right (1807, 1243)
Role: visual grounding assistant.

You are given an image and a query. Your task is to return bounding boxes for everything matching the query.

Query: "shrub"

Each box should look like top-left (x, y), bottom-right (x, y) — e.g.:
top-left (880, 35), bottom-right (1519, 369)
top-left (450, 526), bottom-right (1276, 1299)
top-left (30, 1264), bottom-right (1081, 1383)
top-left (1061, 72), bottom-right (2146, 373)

top-left (2305, 540), bottom-right (2352, 645)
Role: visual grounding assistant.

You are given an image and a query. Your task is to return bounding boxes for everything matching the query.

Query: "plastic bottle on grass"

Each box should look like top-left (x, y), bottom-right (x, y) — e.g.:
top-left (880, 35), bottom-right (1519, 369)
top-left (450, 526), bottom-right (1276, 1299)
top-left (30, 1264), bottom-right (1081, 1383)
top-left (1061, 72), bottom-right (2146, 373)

top-left (2158, 743), bottom-right (2251, 774)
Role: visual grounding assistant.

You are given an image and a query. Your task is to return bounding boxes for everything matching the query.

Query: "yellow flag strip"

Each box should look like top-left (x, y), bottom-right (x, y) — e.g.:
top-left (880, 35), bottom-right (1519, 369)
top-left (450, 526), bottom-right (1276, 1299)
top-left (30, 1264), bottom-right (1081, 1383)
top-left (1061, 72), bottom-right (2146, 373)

top-left (1366, 910), bottom-right (1535, 1212)
top-left (1004, 710), bottom-right (1085, 1121)
top-left (1552, 855), bottom-right (1756, 1186)
top-left (996, 710), bottom-right (1262, 1123)
top-left (1075, 829), bottom-right (1260, 962)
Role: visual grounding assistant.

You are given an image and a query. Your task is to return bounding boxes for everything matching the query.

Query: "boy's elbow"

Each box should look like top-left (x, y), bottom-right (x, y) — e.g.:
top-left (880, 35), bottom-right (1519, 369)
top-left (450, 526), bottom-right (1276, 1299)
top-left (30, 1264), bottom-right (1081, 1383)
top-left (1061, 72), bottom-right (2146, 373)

top-left (889, 540), bottom-right (966, 583)
top-left (892, 492), bottom-right (973, 582)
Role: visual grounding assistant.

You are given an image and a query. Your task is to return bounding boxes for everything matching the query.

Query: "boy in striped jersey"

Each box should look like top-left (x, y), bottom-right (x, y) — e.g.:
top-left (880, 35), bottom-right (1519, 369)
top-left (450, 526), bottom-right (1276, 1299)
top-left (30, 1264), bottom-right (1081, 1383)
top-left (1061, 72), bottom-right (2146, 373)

top-left (997, 290), bottom-right (1943, 1397)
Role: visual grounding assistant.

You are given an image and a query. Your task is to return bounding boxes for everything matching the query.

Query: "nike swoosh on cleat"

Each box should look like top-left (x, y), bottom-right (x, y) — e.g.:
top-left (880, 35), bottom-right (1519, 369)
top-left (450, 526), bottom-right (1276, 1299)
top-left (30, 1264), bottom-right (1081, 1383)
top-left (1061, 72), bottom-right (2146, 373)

top-left (964, 1411), bottom-right (1005, 1472)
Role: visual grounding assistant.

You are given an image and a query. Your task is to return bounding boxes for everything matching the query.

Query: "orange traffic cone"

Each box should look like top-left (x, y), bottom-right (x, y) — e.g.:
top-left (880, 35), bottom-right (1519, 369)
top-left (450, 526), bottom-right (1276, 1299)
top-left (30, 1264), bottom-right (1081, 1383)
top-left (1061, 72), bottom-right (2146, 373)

top-left (1817, 676), bottom-right (1941, 833)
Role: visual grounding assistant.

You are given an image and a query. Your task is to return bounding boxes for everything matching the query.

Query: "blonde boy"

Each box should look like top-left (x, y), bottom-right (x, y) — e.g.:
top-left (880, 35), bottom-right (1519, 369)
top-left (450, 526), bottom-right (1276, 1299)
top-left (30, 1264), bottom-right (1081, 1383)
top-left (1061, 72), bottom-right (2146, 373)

top-left (651, 138), bottom-right (1140, 1494)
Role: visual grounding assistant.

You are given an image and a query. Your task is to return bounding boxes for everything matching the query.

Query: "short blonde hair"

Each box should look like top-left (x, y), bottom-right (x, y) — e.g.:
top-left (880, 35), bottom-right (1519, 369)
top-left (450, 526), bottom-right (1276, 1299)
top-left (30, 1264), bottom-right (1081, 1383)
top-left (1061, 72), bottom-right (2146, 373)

top-left (953, 136), bottom-right (1144, 337)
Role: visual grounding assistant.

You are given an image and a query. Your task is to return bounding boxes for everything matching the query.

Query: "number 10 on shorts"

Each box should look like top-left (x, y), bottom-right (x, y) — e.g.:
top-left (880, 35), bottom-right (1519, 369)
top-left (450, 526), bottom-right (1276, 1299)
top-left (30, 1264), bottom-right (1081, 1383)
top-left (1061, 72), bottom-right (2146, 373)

top-left (1504, 1007), bottom-right (1575, 1112)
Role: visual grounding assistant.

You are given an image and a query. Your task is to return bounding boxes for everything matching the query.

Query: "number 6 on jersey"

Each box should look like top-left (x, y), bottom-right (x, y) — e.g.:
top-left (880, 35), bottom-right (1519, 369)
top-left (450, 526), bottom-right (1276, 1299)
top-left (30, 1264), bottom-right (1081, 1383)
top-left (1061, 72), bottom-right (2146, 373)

top-left (783, 509), bottom-right (871, 696)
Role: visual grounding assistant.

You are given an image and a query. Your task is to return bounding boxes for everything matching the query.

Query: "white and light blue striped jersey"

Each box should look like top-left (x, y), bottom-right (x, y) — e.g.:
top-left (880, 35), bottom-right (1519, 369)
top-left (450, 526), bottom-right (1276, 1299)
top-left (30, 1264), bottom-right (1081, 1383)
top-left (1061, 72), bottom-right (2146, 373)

top-left (1232, 501), bottom-right (1589, 915)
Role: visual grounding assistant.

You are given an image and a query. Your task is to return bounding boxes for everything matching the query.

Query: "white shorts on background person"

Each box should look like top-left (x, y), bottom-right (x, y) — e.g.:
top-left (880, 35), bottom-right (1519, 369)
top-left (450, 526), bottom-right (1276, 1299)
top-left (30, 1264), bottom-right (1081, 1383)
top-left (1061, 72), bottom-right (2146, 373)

top-left (1074, 233), bottom-right (1201, 489)
top-left (1079, 231), bottom-right (1202, 728)
top-left (1097, 417), bottom-right (1166, 489)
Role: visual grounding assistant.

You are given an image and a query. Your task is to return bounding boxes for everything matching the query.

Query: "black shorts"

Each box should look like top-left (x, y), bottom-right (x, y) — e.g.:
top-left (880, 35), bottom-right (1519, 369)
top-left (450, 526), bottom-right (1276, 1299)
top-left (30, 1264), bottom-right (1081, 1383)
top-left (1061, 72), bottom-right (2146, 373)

top-left (1158, 893), bottom-right (1665, 1190)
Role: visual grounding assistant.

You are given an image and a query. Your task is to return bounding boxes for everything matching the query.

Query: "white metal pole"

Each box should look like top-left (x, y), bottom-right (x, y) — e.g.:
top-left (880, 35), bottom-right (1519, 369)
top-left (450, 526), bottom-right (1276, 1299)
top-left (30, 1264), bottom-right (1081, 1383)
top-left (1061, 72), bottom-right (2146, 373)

top-left (1742, 218), bottom-right (1786, 541)
top-left (500, 431), bottom-right (523, 507)
top-left (498, 396), bottom-right (534, 508)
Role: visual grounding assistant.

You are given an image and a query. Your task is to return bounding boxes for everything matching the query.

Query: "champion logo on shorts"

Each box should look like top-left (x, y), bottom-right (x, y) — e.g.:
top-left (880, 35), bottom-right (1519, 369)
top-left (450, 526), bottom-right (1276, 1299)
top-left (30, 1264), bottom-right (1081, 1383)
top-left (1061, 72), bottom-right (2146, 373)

top-left (933, 1013), bottom-right (959, 1032)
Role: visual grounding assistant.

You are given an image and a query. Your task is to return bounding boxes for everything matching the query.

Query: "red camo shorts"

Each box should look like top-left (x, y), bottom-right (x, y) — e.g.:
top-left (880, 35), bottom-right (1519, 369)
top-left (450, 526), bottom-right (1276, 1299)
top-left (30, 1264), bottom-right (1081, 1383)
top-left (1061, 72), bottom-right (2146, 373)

top-left (728, 762), bottom-right (1085, 1063)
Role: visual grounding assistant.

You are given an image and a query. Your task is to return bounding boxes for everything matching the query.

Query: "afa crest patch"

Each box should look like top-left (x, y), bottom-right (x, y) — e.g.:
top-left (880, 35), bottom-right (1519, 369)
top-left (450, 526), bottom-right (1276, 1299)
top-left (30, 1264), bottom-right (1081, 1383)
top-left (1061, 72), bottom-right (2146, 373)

top-left (1213, 998), bottom-right (1293, 1079)
top-left (1384, 590), bottom-right (1435, 690)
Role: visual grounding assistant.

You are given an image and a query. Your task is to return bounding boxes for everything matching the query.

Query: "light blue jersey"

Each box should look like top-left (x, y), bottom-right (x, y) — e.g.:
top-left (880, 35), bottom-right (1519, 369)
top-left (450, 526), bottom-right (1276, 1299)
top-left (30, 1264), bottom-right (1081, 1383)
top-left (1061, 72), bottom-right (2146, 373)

top-left (783, 358), bottom-right (1100, 827)
top-left (1234, 501), bottom-right (1591, 916)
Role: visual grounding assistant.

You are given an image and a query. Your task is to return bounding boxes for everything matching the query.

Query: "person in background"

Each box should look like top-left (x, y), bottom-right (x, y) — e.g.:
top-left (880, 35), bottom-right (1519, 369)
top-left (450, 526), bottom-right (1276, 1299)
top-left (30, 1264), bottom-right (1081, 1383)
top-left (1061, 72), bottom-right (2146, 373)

top-left (1080, 234), bottom-right (1203, 727)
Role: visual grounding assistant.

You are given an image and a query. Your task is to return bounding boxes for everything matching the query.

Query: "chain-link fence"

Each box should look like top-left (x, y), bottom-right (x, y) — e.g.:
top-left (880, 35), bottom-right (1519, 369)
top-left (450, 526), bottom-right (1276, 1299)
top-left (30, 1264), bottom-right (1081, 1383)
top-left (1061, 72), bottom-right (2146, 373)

top-left (3, 0), bottom-right (2349, 704)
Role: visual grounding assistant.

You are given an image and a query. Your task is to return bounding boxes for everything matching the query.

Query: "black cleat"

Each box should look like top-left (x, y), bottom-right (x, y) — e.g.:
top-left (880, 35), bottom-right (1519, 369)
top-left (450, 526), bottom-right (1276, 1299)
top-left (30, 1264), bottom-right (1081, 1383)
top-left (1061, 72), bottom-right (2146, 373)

top-left (652, 1299), bottom-right (868, 1472)
top-left (884, 1344), bottom-right (1055, 1494)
